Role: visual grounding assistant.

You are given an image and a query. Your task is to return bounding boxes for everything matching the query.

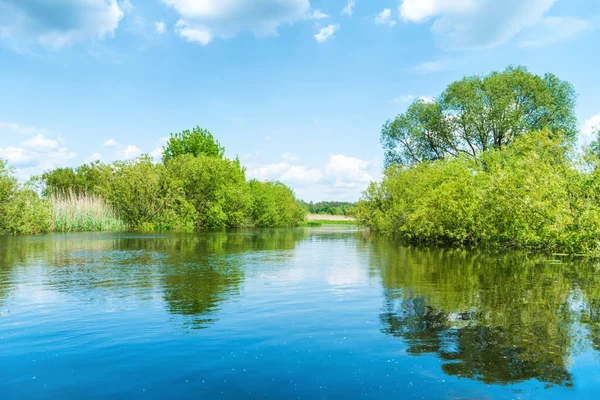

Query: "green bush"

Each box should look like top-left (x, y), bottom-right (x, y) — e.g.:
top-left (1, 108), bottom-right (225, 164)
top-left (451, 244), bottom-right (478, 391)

top-left (249, 180), bottom-right (306, 227)
top-left (357, 130), bottom-right (600, 253)
top-left (0, 160), bottom-right (52, 235)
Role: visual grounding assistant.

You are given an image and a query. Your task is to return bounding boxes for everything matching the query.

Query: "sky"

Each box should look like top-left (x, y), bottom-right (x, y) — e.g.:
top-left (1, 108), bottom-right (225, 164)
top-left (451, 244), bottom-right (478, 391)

top-left (0, 0), bottom-right (599, 202)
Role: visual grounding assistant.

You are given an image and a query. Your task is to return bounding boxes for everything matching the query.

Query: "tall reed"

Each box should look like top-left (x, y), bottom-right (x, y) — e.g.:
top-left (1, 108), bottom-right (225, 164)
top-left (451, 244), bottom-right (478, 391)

top-left (50, 192), bottom-right (126, 232)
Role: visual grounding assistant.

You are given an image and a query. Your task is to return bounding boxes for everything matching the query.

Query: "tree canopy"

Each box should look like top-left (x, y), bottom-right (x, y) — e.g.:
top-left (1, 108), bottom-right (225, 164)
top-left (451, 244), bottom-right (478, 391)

top-left (162, 126), bottom-right (225, 161)
top-left (381, 66), bottom-right (577, 166)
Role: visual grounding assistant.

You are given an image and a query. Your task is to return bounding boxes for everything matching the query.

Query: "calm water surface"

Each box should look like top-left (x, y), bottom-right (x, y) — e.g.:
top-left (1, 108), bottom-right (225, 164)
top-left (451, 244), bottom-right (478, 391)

top-left (1, 227), bottom-right (600, 399)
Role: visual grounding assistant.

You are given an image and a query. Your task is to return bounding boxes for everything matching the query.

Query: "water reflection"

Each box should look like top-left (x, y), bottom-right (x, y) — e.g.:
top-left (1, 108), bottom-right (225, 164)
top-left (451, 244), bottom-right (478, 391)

top-left (370, 242), bottom-right (600, 387)
top-left (0, 230), bottom-right (305, 327)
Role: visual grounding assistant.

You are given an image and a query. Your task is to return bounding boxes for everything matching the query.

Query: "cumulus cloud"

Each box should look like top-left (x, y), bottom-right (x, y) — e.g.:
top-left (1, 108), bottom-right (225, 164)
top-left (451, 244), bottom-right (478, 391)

top-left (246, 153), bottom-right (376, 201)
top-left (0, 147), bottom-right (37, 166)
top-left (0, 132), bottom-right (76, 178)
top-left (164, 0), bottom-right (310, 45)
top-left (315, 24), bottom-right (339, 43)
top-left (21, 134), bottom-right (61, 151)
top-left (120, 144), bottom-right (141, 159)
top-left (376, 9), bottom-right (396, 27)
top-left (325, 154), bottom-right (372, 188)
top-left (103, 138), bottom-right (119, 147)
top-left (247, 162), bottom-right (322, 184)
top-left (0, 0), bottom-right (126, 50)
top-left (154, 20), bottom-right (167, 34)
top-left (399, 0), bottom-right (556, 50)
top-left (519, 16), bottom-right (596, 47)
top-left (342, 0), bottom-right (355, 16)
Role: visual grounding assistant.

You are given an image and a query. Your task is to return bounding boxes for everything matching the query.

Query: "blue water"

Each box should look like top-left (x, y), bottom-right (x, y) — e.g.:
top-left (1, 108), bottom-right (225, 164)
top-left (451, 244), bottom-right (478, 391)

top-left (1, 228), bottom-right (600, 399)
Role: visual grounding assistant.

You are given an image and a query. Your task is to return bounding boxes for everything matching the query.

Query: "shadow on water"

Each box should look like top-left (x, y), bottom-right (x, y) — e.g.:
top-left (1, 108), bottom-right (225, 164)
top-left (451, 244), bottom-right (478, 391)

top-left (368, 239), bottom-right (600, 387)
top-left (0, 229), bottom-right (306, 328)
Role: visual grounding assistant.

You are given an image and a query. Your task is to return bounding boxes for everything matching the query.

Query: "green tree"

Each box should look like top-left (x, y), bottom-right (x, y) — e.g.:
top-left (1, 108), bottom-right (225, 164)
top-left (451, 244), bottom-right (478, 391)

top-left (382, 66), bottom-right (577, 166)
top-left (249, 180), bottom-right (306, 227)
top-left (162, 126), bottom-right (225, 161)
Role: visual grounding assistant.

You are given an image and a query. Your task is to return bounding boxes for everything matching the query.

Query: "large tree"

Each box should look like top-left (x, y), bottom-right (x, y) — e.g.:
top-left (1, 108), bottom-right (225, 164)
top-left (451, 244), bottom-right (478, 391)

top-left (381, 66), bottom-right (577, 166)
top-left (162, 126), bottom-right (225, 162)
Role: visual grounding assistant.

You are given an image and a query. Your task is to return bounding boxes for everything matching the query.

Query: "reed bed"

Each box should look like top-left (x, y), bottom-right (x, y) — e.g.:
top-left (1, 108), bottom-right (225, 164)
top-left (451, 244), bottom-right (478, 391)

top-left (51, 192), bottom-right (126, 232)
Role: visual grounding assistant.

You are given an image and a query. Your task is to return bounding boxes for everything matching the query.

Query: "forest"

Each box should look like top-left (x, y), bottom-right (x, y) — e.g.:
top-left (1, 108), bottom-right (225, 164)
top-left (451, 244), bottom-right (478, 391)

top-left (357, 66), bottom-right (600, 254)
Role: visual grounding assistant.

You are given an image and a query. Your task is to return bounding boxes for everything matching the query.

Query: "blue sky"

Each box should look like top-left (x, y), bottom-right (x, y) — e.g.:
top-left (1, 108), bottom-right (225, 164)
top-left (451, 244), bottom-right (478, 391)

top-left (0, 0), bottom-right (599, 201)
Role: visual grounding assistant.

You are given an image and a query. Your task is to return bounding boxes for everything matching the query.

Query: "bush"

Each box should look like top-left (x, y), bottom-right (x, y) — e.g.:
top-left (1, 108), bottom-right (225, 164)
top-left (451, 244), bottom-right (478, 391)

top-left (0, 160), bottom-right (52, 235)
top-left (249, 180), bottom-right (306, 227)
top-left (357, 130), bottom-right (600, 253)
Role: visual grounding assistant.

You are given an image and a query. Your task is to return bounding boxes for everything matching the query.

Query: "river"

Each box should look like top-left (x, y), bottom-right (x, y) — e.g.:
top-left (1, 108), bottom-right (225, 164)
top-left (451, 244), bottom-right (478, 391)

top-left (1, 227), bottom-right (599, 398)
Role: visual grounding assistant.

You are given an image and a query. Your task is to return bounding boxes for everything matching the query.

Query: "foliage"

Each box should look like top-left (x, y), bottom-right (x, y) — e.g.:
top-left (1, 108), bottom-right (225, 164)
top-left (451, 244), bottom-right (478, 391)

top-left (35, 162), bottom-right (111, 197)
top-left (33, 153), bottom-right (306, 232)
top-left (301, 201), bottom-right (356, 216)
top-left (50, 192), bottom-right (126, 232)
top-left (0, 160), bottom-right (53, 235)
top-left (382, 66), bottom-right (577, 166)
top-left (162, 126), bottom-right (225, 161)
top-left (249, 180), bottom-right (306, 227)
top-left (358, 130), bottom-right (600, 253)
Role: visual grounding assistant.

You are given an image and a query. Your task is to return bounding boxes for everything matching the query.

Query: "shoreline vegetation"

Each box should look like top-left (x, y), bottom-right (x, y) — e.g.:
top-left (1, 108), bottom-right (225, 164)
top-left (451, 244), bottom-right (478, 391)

top-left (1, 128), bottom-right (309, 235)
top-left (356, 66), bottom-right (600, 255)
top-left (3, 66), bottom-right (600, 255)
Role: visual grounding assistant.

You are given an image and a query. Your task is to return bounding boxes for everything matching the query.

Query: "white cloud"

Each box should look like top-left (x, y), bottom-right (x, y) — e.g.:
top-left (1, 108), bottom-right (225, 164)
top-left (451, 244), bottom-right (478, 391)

top-left (399, 0), bottom-right (556, 50)
top-left (376, 9), bottom-right (396, 27)
top-left (21, 134), bottom-right (61, 151)
top-left (0, 0), bottom-right (125, 50)
top-left (519, 17), bottom-right (595, 47)
top-left (0, 121), bottom-right (46, 135)
top-left (246, 153), bottom-right (378, 201)
top-left (164, 0), bottom-right (310, 45)
top-left (0, 130), bottom-right (76, 179)
top-left (581, 114), bottom-right (600, 144)
top-left (342, 0), bottom-right (355, 16)
top-left (325, 154), bottom-right (372, 188)
top-left (247, 162), bottom-right (322, 184)
top-left (281, 165), bottom-right (323, 183)
top-left (315, 24), bottom-right (339, 43)
top-left (120, 0), bottom-right (134, 14)
top-left (150, 147), bottom-right (163, 160)
top-left (311, 10), bottom-right (329, 20)
top-left (282, 152), bottom-right (300, 162)
top-left (121, 145), bottom-right (141, 159)
top-left (84, 152), bottom-right (102, 164)
top-left (103, 139), bottom-right (119, 148)
top-left (155, 20), bottom-right (167, 34)
top-left (174, 20), bottom-right (212, 45)
top-left (0, 146), bottom-right (37, 166)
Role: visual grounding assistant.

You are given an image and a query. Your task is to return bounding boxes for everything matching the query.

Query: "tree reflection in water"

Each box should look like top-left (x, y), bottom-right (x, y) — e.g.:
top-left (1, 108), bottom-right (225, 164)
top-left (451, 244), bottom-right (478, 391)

top-left (371, 242), bottom-right (600, 387)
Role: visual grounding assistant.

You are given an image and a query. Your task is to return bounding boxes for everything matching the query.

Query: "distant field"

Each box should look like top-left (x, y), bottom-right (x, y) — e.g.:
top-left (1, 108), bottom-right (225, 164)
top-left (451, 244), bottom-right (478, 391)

top-left (306, 214), bottom-right (355, 221)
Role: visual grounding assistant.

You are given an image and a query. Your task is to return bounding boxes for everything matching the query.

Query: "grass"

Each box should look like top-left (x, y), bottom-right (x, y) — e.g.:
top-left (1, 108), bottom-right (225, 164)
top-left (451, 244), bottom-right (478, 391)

top-left (50, 192), bottom-right (127, 233)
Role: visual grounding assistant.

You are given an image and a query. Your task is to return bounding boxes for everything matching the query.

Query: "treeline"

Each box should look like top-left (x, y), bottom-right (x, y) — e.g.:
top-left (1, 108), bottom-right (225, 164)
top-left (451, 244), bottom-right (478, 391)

top-left (0, 127), bottom-right (306, 234)
top-left (357, 66), bottom-right (600, 254)
top-left (301, 201), bottom-right (356, 216)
